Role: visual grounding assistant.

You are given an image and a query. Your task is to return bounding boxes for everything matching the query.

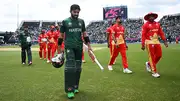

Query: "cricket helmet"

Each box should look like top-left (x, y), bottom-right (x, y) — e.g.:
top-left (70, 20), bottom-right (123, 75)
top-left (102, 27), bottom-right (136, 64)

top-left (144, 12), bottom-right (158, 21)
top-left (51, 53), bottom-right (65, 68)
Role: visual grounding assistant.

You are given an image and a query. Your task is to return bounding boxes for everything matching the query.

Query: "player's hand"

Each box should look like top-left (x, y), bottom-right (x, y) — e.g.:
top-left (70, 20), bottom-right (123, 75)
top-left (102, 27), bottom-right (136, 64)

top-left (141, 45), bottom-right (145, 50)
top-left (126, 45), bottom-right (128, 50)
top-left (164, 41), bottom-right (168, 48)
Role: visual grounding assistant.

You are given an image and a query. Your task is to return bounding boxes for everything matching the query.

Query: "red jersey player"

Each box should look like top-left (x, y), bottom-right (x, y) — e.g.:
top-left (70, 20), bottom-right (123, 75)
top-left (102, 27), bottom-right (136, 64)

top-left (38, 30), bottom-right (47, 60)
top-left (55, 25), bottom-right (62, 54)
top-left (106, 22), bottom-right (116, 64)
top-left (108, 16), bottom-right (132, 74)
top-left (141, 12), bottom-right (168, 78)
top-left (46, 25), bottom-right (58, 63)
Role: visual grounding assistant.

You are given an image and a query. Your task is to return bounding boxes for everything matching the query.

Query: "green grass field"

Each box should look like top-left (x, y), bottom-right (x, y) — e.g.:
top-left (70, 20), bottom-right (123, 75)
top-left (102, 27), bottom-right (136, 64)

top-left (0, 44), bottom-right (180, 101)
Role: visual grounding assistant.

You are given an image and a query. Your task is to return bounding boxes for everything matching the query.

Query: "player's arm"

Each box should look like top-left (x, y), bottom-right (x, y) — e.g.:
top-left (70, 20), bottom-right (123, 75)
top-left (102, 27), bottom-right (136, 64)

top-left (159, 25), bottom-right (168, 47)
top-left (106, 28), bottom-right (110, 47)
top-left (57, 21), bottom-right (65, 53)
top-left (38, 35), bottom-right (41, 44)
top-left (123, 28), bottom-right (128, 48)
top-left (45, 33), bottom-right (50, 43)
top-left (111, 26), bottom-right (117, 45)
top-left (18, 31), bottom-right (22, 46)
top-left (82, 20), bottom-right (92, 50)
top-left (141, 24), bottom-right (147, 50)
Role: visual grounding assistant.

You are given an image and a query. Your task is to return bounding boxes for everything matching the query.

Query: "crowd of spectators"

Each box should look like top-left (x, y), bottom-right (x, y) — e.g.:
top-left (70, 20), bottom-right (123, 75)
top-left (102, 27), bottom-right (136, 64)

top-left (86, 18), bottom-right (143, 43)
top-left (159, 14), bottom-right (180, 41)
top-left (1, 13), bottom-right (180, 45)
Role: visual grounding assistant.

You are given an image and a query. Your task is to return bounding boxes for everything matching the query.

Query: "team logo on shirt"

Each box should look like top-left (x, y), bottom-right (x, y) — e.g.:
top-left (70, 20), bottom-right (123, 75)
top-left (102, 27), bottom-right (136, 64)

top-left (79, 22), bottom-right (82, 26)
top-left (68, 22), bottom-right (72, 27)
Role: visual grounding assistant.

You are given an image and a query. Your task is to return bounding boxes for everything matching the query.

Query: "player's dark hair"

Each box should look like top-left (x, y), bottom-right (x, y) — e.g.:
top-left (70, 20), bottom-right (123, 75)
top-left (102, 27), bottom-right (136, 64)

top-left (115, 16), bottom-right (121, 20)
top-left (70, 4), bottom-right (81, 11)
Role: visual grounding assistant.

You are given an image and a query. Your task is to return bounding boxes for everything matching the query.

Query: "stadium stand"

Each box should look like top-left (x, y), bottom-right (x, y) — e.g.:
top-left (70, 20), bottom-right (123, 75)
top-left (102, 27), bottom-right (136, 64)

top-left (0, 13), bottom-right (180, 45)
top-left (86, 18), bottom-right (143, 43)
top-left (159, 13), bottom-right (180, 42)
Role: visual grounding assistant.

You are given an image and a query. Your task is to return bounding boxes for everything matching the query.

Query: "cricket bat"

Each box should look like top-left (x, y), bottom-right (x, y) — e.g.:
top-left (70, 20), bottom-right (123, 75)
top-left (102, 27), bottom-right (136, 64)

top-left (83, 43), bottom-right (104, 70)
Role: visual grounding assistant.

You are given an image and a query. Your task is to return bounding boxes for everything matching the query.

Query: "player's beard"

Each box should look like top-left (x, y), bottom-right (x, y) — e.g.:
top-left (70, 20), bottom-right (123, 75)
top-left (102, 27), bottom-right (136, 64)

top-left (71, 14), bottom-right (78, 19)
top-left (117, 21), bottom-right (122, 24)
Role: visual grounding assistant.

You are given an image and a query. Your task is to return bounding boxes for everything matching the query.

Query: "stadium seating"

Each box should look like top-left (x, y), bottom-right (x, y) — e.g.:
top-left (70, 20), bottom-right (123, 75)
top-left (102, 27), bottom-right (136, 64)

top-left (1, 13), bottom-right (180, 45)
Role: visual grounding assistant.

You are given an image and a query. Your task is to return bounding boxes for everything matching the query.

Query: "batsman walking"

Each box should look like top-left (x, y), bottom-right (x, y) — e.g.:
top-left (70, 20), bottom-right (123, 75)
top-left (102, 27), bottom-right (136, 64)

top-left (55, 4), bottom-right (93, 99)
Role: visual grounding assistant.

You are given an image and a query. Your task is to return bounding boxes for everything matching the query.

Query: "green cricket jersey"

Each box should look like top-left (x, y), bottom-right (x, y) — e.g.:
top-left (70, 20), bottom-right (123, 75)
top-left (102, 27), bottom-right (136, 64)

top-left (19, 30), bottom-right (32, 46)
top-left (60, 17), bottom-right (86, 48)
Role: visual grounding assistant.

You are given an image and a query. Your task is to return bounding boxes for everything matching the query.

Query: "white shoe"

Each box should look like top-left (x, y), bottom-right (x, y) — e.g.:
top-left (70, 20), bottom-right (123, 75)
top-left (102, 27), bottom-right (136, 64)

top-left (82, 60), bottom-right (86, 63)
top-left (152, 73), bottom-right (160, 78)
top-left (47, 60), bottom-right (50, 63)
top-left (146, 62), bottom-right (151, 72)
top-left (108, 65), bottom-right (113, 71)
top-left (40, 58), bottom-right (42, 60)
top-left (123, 68), bottom-right (132, 74)
top-left (22, 62), bottom-right (25, 65)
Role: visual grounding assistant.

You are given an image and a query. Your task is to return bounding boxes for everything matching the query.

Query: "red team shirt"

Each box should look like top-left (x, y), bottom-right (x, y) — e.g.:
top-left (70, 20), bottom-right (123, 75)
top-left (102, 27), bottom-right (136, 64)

top-left (111, 24), bottom-right (125, 45)
top-left (141, 21), bottom-right (166, 46)
top-left (46, 31), bottom-right (58, 43)
top-left (38, 34), bottom-right (47, 44)
top-left (55, 30), bottom-right (60, 43)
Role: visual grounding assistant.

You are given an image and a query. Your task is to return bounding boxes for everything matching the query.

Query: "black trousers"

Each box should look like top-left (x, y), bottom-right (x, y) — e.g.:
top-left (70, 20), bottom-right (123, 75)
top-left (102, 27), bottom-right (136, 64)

top-left (21, 44), bottom-right (32, 64)
top-left (64, 47), bottom-right (83, 93)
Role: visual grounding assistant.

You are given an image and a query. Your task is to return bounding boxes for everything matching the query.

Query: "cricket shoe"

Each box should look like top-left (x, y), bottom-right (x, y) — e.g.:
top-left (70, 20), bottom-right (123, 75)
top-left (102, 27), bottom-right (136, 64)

top-left (28, 61), bottom-right (32, 66)
top-left (152, 73), bottom-right (160, 78)
top-left (74, 89), bottom-right (79, 94)
top-left (123, 68), bottom-right (133, 74)
top-left (22, 62), bottom-right (25, 65)
top-left (67, 92), bottom-right (75, 99)
top-left (47, 60), bottom-right (50, 63)
top-left (108, 65), bottom-right (113, 71)
top-left (82, 60), bottom-right (86, 63)
top-left (146, 62), bottom-right (151, 72)
top-left (40, 58), bottom-right (42, 60)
